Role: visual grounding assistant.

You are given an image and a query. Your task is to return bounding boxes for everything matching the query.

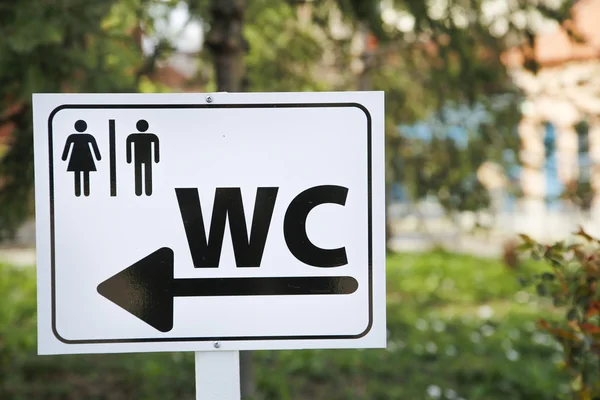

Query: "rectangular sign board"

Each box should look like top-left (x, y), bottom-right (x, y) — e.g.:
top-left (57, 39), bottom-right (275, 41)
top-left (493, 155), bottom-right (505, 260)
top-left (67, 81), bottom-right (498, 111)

top-left (33, 92), bottom-right (386, 355)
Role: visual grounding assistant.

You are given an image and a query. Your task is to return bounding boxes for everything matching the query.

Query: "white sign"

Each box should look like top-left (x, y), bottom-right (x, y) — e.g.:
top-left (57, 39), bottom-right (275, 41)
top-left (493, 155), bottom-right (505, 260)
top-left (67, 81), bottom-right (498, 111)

top-left (33, 92), bottom-right (386, 355)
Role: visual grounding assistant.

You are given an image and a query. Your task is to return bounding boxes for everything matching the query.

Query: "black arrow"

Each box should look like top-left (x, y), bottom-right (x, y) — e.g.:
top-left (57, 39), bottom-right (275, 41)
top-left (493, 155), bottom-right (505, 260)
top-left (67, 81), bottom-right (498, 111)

top-left (97, 247), bottom-right (359, 333)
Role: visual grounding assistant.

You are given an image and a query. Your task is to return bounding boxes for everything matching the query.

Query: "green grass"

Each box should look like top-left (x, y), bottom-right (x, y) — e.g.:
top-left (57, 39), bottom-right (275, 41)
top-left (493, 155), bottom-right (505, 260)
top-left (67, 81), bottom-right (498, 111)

top-left (0, 252), bottom-right (567, 399)
top-left (254, 252), bottom-right (565, 400)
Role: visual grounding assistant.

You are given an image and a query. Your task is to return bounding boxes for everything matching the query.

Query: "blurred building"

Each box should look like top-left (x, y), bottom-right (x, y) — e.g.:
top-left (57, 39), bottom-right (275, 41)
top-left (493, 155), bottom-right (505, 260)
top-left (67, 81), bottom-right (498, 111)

top-left (502, 0), bottom-right (600, 239)
top-left (391, 0), bottom-right (600, 253)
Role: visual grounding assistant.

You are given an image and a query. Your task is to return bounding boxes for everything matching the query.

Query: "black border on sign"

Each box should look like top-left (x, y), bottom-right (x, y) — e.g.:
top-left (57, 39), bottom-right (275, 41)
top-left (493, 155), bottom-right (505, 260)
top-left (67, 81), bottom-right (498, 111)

top-left (48, 102), bottom-right (373, 345)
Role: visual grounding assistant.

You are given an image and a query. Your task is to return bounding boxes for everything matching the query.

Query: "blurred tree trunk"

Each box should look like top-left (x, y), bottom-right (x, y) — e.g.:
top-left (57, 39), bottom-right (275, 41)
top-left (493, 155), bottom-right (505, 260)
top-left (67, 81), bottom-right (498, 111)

top-left (205, 0), bottom-right (247, 92)
top-left (205, 0), bottom-right (254, 398)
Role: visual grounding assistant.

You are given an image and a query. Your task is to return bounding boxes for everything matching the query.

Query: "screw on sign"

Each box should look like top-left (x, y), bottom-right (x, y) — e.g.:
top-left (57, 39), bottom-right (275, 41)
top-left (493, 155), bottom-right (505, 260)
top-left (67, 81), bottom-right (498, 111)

top-left (33, 91), bottom-right (385, 400)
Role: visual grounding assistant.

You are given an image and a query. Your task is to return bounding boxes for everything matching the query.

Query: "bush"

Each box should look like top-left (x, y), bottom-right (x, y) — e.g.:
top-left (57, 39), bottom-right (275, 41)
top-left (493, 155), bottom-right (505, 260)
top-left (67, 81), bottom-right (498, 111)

top-left (0, 263), bottom-right (196, 399)
top-left (519, 229), bottom-right (600, 399)
top-left (0, 252), bottom-right (571, 399)
top-left (0, 263), bottom-right (37, 396)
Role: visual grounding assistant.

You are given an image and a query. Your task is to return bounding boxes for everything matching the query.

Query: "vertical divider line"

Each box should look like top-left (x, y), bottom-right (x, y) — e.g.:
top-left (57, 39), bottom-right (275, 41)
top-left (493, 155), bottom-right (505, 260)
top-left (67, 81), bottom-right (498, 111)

top-left (109, 119), bottom-right (116, 196)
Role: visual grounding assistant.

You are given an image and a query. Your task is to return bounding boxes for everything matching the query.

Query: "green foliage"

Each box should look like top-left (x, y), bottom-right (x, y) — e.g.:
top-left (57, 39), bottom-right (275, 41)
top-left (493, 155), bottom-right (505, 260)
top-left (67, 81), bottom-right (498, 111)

top-left (0, 263), bottom-right (36, 380)
top-left (335, 0), bottom-right (386, 39)
top-left (0, 0), bottom-right (574, 236)
top-left (0, 263), bottom-right (197, 399)
top-left (0, 0), bottom-right (172, 239)
top-left (287, 0), bottom-right (561, 213)
top-left (397, 96), bottom-right (522, 211)
top-left (0, 252), bottom-right (573, 399)
top-left (519, 229), bottom-right (600, 399)
top-left (245, 1), bottom-right (327, 92)
top-left (254, 252), bottom-right (565, 399)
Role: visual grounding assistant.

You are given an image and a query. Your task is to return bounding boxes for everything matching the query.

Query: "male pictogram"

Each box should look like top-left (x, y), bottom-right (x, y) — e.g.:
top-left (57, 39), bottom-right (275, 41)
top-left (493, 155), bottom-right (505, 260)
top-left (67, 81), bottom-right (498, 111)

top-left (62, 120), bottom-right (101, 197)
top-left (127, 119), bottom-right (160, 196)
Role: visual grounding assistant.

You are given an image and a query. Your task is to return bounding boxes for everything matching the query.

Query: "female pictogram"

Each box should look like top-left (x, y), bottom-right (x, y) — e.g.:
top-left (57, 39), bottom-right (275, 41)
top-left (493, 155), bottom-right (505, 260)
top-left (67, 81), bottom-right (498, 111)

top-left (61, 120), bottom-right (102, 197)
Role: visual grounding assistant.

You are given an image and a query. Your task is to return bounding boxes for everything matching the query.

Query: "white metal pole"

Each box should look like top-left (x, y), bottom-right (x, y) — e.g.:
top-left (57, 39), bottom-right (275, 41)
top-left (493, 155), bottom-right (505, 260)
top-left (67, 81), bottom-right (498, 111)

top-left (195, 350), bottom-right (241, 400)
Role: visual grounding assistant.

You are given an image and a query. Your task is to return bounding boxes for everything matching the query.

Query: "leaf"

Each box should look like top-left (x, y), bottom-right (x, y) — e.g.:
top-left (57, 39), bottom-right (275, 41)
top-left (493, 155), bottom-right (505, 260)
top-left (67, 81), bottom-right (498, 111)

top-left (567, 308), bottom-right (580, 322)
top-left (516, 242), bottom-right (533, 252)
top-left (578, 388), bottom-right (591, 400)
top-left (568, 243), bottom-right (584, 251)
top-left (579, 323), bottom-right (600, 334)
top-left (536, 283), bottom-right (548, 296)
top-left (550, 258), bottom-right (563, 268)
top-left (542, 272), bottom-right (555, 281)
top-left (516, 276), bottom-right (529, 287)
top-left (537, 319), bottom-right (551, 329)
top-left (571, 374), bottom-right (583, 392)
top-left (585, 301), bottom-right (600, 318)
top-left (518, 233), bottom-right (537, 246)
top-left (576, 227), bottom-right (598, 243)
